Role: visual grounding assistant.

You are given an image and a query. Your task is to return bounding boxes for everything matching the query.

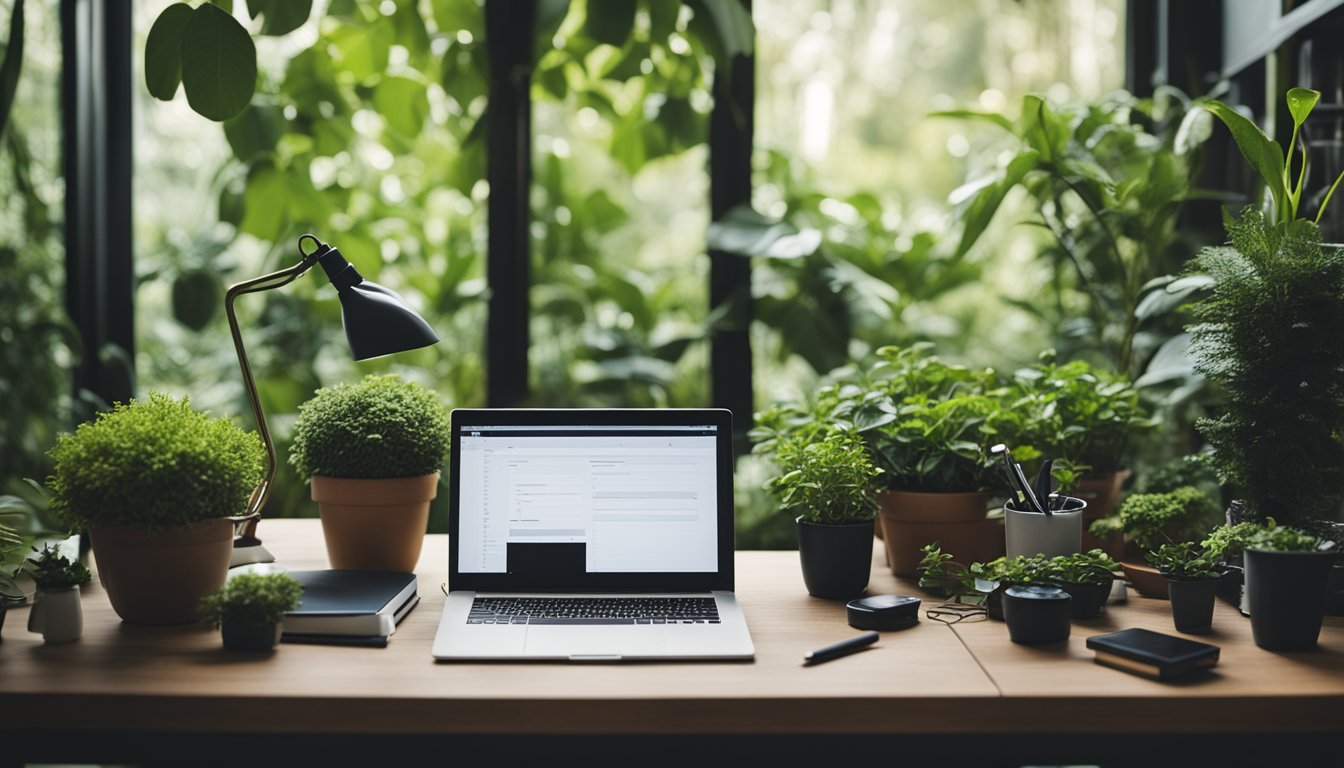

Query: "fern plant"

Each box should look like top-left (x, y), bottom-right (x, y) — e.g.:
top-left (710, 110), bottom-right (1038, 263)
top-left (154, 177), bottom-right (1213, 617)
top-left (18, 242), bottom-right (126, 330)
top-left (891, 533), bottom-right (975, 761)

top-left (289, 374), bottom-right (450, 480)
top-left (47, 394), bottom-right (265, 531)
top-left (1187, 210), bottom-right (1344, 522)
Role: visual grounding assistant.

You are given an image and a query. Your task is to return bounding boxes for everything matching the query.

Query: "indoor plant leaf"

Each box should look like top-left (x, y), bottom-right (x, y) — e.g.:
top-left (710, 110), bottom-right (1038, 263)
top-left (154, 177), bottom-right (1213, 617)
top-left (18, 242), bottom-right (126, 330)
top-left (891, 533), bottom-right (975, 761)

top-left (180, 2), bottom-right (258, 122)
top-left (1203, 101), bottom-right (1288, 223)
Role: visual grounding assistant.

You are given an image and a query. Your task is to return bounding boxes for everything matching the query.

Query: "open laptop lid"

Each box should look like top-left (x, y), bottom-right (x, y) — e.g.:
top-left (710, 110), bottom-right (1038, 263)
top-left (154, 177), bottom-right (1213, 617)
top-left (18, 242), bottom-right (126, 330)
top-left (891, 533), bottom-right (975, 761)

top-left (449, 408), bottom-right (734, 593)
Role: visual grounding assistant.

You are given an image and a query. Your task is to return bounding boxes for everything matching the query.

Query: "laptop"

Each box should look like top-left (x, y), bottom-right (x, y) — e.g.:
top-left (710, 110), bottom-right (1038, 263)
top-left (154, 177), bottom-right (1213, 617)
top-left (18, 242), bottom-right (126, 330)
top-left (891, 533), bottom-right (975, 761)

top-left (432, 408), bottom-right (755, 661)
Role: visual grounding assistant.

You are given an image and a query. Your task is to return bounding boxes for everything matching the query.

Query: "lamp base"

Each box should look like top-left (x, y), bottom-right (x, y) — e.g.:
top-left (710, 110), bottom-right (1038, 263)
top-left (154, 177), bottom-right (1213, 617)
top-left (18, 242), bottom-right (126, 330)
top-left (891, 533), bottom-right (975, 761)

top-left (229, 539), bottom-right (276, 568)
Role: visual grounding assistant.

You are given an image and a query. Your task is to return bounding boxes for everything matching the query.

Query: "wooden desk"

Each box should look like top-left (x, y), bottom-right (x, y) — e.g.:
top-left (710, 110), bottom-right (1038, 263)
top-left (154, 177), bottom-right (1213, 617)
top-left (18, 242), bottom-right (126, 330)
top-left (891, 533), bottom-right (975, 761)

top-left (1, 520), bottom-right (1341, 766)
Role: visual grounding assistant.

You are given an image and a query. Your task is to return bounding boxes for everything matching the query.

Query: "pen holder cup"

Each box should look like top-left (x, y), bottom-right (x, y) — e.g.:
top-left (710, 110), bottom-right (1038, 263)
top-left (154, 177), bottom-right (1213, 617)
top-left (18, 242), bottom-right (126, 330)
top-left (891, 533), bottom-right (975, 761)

top-left (1004, 496), bottom-right (1085, 559)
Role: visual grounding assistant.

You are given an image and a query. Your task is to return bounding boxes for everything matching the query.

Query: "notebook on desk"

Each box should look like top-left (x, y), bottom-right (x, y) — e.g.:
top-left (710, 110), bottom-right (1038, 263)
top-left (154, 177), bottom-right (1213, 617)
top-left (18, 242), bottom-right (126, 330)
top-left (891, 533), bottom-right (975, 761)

top-left (431, 408), bottom-right (755, 661)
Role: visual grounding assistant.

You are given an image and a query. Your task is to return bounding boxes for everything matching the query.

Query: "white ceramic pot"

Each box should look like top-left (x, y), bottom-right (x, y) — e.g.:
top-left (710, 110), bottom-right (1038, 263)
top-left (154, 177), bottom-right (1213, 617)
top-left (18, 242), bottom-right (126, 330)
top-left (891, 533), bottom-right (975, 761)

top-left (1003, 496), bottom-right (1086, 559)
top-left (28, 586), bottom-right (83, 644)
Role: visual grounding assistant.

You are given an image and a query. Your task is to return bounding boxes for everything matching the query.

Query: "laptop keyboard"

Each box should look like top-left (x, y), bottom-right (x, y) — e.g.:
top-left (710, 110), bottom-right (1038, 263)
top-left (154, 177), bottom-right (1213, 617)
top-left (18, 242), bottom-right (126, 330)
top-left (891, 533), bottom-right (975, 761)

top-left (468, 597), bottom-right (720, 625)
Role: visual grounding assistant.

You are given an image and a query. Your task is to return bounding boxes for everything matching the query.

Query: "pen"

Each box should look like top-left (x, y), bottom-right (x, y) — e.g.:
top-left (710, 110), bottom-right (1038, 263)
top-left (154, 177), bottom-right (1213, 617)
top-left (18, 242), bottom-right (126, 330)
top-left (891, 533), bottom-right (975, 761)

top-left (803, 631), bottom-right (880, 665)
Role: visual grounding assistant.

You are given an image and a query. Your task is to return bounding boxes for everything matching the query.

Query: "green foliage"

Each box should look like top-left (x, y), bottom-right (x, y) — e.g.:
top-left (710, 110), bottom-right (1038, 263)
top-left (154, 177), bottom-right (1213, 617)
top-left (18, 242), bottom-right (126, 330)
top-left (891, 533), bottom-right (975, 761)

top-left (199, 572), bottom-right (303, 628)
top-left (289, 374), bottom-right (450, 480)
top-left (1146, 542), bottom-right (1221, 580)
top-left (760, 429), bottom-right (880, 525)
top-left (0, 0), bottom-right (23, 141)
top-left (940, 88), bottom-right (1213, 377)
top-left (1138, 452), bottom-right (1218, 494)
top-left (47, 393), bottom-right (265, 531)
top-left (916, 543), bottom-right (976, 598)
top-left (0, 519), bottom-right (22, 599)
top-left (23, 543), bottom-right (91, 590)
top-left (1205, 87), bottom-right (1343, 225)
top-left (1187, 209), bottom-right (1344, 522)
top-left (972, 549), bottom-right (1118, 588)
top-left (1202, 517), bottom-right (1335, 556)
top-left (1011, 352), bottom-right (1153, 477)
top-left (1090, 486), bottom-right (1221, 551)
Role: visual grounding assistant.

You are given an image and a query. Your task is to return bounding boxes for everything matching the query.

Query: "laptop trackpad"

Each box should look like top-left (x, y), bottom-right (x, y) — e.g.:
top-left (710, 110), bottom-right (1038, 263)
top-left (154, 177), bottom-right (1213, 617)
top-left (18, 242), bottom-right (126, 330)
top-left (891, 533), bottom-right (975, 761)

top-left (525, 625), bottom-right (667, 658)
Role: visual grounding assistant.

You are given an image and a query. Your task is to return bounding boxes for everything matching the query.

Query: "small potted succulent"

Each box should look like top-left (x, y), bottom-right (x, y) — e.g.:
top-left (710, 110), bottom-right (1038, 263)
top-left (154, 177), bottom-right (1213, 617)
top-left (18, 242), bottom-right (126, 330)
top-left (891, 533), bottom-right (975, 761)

top-left (24, 544), bottom-right (92, 644)
top-left (763, 429), bottom-right (882, 600)
top-left (1148, 542), bottom-right (1222, 634)
top-left (1046, 549), bottom-right (1120, 619)
top-left (47, 394), bottom-right (264, 624)
top-left (1089, 486), bottom-right (1221, 598)
top-left (199, 572), bottom-right (304, 652)
top-left (290, 374), bottom-right (450, 572)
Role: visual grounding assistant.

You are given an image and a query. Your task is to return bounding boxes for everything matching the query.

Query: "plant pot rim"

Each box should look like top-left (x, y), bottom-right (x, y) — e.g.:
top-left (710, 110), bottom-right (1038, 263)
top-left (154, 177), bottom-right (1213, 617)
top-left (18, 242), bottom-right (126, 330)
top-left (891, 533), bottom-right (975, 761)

top-left (89, 518), bottom-right (235, 543)
top-left (1163, 574), bottom-right (1220, 583)
top-left (877, 489), bottom-right (988, 498)
top-left (795, 516), bottom-right (876, 528)
top-left (1245, 547), bottom-right (1338, 557)
top-left (34, 585), bottom-right (81, 594)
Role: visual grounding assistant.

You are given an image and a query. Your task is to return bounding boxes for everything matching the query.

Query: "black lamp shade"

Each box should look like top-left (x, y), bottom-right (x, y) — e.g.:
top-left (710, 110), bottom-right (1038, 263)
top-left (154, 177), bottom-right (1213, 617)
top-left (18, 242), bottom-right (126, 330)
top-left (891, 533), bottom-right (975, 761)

top-left (318, 246), bottom-right (439, 360)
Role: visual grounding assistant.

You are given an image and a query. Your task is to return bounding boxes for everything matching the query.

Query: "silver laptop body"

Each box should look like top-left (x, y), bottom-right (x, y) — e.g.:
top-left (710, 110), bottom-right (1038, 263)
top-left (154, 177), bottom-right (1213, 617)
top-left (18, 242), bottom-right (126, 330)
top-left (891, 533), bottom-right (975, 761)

top-left (432, 408), bottom-right (755, 661)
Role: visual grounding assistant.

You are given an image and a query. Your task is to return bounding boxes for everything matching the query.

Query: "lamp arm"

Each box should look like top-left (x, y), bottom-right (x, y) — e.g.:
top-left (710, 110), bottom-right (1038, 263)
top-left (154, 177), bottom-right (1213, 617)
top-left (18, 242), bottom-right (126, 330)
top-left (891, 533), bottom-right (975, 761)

top-left (225, 254), bottom-right (323, 541)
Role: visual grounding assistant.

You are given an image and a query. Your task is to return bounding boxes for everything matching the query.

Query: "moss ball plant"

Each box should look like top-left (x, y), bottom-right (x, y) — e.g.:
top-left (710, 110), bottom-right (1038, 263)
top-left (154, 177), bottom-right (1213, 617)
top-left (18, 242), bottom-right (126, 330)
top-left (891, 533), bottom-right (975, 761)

top-left (199, 573), bottom-right (303, 629)
top-left (47, 394), bottom-right (264, 531)
top-left (289, 374), bottom-right (450, 480)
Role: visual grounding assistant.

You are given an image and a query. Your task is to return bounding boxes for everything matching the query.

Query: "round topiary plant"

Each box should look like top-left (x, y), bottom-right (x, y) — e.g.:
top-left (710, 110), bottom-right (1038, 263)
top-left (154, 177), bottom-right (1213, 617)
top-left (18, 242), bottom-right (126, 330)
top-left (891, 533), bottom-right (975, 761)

top-left (289, 374), bottom-right (450, 480)
top-left (47, 393), bottom-right (265, 531)
top-left (199, 573), bottom-right (303, 629)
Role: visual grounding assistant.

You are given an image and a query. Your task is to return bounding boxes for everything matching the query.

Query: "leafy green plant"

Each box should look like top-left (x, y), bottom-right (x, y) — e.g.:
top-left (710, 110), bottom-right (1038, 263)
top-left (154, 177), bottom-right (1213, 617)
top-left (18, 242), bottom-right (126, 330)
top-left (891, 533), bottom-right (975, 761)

top-left (47, 394), bottom-right (265, 531)
top-left (23, 544), bottom-right (91, 590)
top-left (289, 374), bottom-right (450, 480)
top-left (1012, 353), bottom-right (1153, 481)
top-left (916, 543), bottom-right (976, 598)
top-left (1049, 549), bottom-right (1121, 587)
top-left (761, 429), bottom-right (881, 525)
top-left (1205, 87), bottom-right (1343, 225)
top-left (198, 572), bottom-right (303, 629)
top-left (1147, 541), bottom-right (1222, 580)
top-left (1202, 517), bottom-right (1336, 556)
top-left (0, 519), bottom-right (22, 599)
top-left (972, 549), bottom-right (1118, 588)
top-left (1089, 486), bottom-right (1221, 552)
top-left (972, 554), bottom-right (1052, 587)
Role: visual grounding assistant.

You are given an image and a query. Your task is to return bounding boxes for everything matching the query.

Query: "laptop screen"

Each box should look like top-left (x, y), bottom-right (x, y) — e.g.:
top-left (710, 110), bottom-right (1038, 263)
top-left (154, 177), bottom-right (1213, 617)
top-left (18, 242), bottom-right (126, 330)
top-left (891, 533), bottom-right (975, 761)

top-left (448, 409), bottom-right (734, 592)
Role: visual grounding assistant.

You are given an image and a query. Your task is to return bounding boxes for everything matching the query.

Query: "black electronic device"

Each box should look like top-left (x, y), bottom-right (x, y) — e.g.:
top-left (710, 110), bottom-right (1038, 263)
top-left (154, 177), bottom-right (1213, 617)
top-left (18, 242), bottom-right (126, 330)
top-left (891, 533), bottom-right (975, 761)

top-left (1085, 627), bottom-right (1220, 680)
top-left (846, 595), bottom-right (921, 631)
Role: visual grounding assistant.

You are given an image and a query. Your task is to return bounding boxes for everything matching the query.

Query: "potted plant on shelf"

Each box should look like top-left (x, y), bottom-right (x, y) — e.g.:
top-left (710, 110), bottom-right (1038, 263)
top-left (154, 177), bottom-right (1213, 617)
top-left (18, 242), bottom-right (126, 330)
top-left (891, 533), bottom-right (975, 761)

top-left (761, 427), bottom-right (881, 600)
top-left (199, 572), bottom-right (303, 652)
top-left (24, 544), bottom-right (92, 644)
top-left (47, 394), bottom-right (264, 624)
top-left (1147, 542), bottom-right (1221, 634)
top-left (289, 374), bottom-right (450, 572)
top-left (1088, 486), bottom-right (1221, 598)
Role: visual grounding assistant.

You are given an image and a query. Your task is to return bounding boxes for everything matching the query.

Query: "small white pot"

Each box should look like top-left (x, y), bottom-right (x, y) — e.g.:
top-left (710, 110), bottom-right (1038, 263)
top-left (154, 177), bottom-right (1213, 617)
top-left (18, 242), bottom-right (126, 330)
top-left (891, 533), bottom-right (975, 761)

top-left (28, 586), bottom-right (83, 644)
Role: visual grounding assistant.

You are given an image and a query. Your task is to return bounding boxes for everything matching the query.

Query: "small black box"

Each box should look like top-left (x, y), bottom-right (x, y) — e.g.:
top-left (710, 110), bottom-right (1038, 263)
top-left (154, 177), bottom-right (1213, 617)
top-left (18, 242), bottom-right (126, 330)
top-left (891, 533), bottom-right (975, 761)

top-left (846, 595), bottom-right (920, 631)
top-left (1086, 628), bottom-right (1220, 680)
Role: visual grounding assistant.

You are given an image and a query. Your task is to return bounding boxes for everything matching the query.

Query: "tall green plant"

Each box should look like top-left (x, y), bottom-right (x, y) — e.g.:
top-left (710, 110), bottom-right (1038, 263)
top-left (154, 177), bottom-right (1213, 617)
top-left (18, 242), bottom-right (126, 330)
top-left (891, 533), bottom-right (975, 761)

top-left (759, 429), bottom-right (880, 525)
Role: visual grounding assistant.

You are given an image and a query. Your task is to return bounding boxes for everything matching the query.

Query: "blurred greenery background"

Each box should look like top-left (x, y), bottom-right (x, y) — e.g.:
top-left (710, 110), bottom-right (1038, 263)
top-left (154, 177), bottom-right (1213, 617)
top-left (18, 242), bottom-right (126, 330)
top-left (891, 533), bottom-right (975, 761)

top-left (5, 0), bottom-right (1189, 549)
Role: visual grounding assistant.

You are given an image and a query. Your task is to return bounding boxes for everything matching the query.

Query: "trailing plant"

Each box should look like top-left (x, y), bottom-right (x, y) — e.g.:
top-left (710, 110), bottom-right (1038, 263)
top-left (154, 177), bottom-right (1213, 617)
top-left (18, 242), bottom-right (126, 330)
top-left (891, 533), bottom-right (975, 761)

top-left (1089, 486), bottom-right (1221, 552)
top-left (198, 572), bottom-right (303, 629)
top-left (1048, 549), bottom-right (1121, 587)
top-left (23, 543), bottom-right (91, 591)
top-left (916, 543), bottom-right (976, 598)
top-left (1012, 352), bottom-right (1153, 481)
top-left (47, 394), bottom-right (265, 531)
top-left (1147, 541), bottom-right (1222, 580)
top-left (761, 428), bottom-right (881, 525)
top-left (971, 550), bottom-right (1118, 588)
top-left (289, 374), bottom-right (450, 480)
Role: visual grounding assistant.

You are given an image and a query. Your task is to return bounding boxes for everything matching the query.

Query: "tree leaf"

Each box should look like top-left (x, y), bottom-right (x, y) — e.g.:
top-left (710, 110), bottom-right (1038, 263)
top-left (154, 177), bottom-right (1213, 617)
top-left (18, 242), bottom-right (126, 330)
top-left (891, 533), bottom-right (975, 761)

top-left (373, 75), bottom-right (429, 138)
top-left (1204, 100), bottom-right (1288, 222)
top-left (0, 0), bottom-right (23, 141)
top-left (706, 205), bottom-right (820, 259)
top-left (144, 3), bottom-right (191, 102)
top-left (584, 0), bottom-right (635, 46)
top-left (223, 104), bottom-right (285, 162)
top-left (180, 3), bottom-right (257, 121)
top-left (172, 269), bottom-right (222, 331)
top-left (685, 0), bottom-right (753, 60)
top-left (1285, 87), bottom-right (1320, 131)
top-left (927, 108), bottom-right (1013, 133)
top-left (249, 0), bottom-right (313, 36)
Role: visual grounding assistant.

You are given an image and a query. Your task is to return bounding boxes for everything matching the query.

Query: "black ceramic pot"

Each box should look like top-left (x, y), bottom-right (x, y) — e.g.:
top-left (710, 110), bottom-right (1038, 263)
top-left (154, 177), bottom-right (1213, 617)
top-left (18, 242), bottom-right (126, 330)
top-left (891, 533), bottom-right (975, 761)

top-left (1002, 586), bottom-right (1071, 645)
top-left (222, 621), bottom-right (282, 652)
top-left (1244, 548), bottom-right (1337, 651)
top-left (984, 583), bottom-right (1007, 621)
top-left (1167, 577), bottom-right (1218, 634)
top-left (796, 518), bottom-right (873, 600)
top-left (1327, 564), bottom-right (1344, 616)
top-left (1057, 579), bottom-right (1111, 619)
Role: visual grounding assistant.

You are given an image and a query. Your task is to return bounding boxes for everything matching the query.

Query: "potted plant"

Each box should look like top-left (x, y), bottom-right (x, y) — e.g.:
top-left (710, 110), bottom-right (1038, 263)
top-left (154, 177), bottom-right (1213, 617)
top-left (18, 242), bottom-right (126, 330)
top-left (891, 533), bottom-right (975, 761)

top-left (1148, 542), bottom-right (1222, 634)
top-left (0, 520), bottom-right (25, 641)
top-left (970, 554), bottom-right (1053, 620)
top-left (199, 572), bottom-right (303, 652)
top-left (24, 543), bottom-right (91, 644)
top-left (1011, 354), bottom-right (1153, 553)
top-left (915, 543), bottom-right (977, 600)
top-left (1046, 549), bottom-right (1120, 619)
top-left (762, 429), bottom-right (881, 600)
top-left (1088, 486), bottom-right (1221, 598)
top-left (47, 394), bottom-right (264, 624)
top-left (290, 374), bottom-right (450, 572)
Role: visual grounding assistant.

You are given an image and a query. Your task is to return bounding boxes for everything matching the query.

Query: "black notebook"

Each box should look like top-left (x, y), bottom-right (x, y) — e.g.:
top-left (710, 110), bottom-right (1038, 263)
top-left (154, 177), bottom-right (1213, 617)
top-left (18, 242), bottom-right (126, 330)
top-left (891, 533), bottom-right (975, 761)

top-left (281, 570), bottom-right (420, 647)
top-left (1085, 628), bottom-right (1220, 680)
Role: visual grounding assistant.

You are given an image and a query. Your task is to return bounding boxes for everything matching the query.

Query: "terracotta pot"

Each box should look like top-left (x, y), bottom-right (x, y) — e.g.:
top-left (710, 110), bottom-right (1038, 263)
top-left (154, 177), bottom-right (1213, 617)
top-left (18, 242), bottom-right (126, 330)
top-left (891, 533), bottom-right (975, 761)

top-left (1120, 561), bottom-right (1169, 600)
top-left (1077, 469), bottom-right (1130, 557)
top-left (313, 474), bottom-right (438, 572)
top-left (90, 520), bottom-right (233, 625)
top-left (877, 491), bottom-right (997, 576)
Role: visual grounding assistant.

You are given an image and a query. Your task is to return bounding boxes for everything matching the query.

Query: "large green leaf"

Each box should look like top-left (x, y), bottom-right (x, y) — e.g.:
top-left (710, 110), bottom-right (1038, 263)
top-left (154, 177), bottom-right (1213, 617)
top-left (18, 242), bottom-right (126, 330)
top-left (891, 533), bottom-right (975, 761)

top-left (240, 163), bottom-right (289, 240)
top-left (247, 0), bottom-right (313, 36)
top-left (144, 3), bottom-right (191, 101)
top-left (329, 18), bottom-right (394, 82)
top-left (223, 104), bottom-right (285, 161)
top-left (927, 108), bottom-right (1013, 133)
top-left (584, 0), bottom-right (635, 46)
top-left (951, 149), bottom-right (1039, 258)
top-left (0, 0), bottom-right (24, 141)
top-left (172, 269), bottom-right (222, 331)
top-left (1204, 100), bottom-right (1288, 223)
top-left (685, 0), bottom-right (753, 61)
top-left (179, 3), bottom-right (257, 121)
top-left (373, 76), bottom-right (429, 138)
top-left (706, 206), bottom-right (821, 259)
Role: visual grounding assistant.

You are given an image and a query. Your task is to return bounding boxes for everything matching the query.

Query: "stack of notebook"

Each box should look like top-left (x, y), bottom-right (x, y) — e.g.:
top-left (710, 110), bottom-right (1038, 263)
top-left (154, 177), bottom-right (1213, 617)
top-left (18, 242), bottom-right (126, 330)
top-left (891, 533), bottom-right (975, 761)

top-left (281, 570), bottom-right (420, 647)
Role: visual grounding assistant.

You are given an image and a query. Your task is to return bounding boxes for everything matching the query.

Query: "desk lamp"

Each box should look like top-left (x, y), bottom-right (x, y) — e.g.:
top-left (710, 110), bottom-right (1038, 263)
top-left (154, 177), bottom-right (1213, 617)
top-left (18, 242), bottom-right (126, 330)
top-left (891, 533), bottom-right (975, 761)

top-left (227, 234), bottom-right (439, 567)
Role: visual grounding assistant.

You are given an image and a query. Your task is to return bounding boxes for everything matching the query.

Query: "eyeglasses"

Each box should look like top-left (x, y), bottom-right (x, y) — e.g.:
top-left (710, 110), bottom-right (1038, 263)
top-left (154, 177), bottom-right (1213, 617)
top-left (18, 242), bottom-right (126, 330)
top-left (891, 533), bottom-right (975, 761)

top-left (925, 601), bottom-right (988, 624)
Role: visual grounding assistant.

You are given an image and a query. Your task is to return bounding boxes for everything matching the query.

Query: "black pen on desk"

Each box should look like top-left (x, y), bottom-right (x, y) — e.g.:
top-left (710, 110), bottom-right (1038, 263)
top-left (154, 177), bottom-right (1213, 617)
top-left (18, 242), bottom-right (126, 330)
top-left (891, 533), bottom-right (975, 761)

top-left (803, 631), bottom-right (879, 666)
